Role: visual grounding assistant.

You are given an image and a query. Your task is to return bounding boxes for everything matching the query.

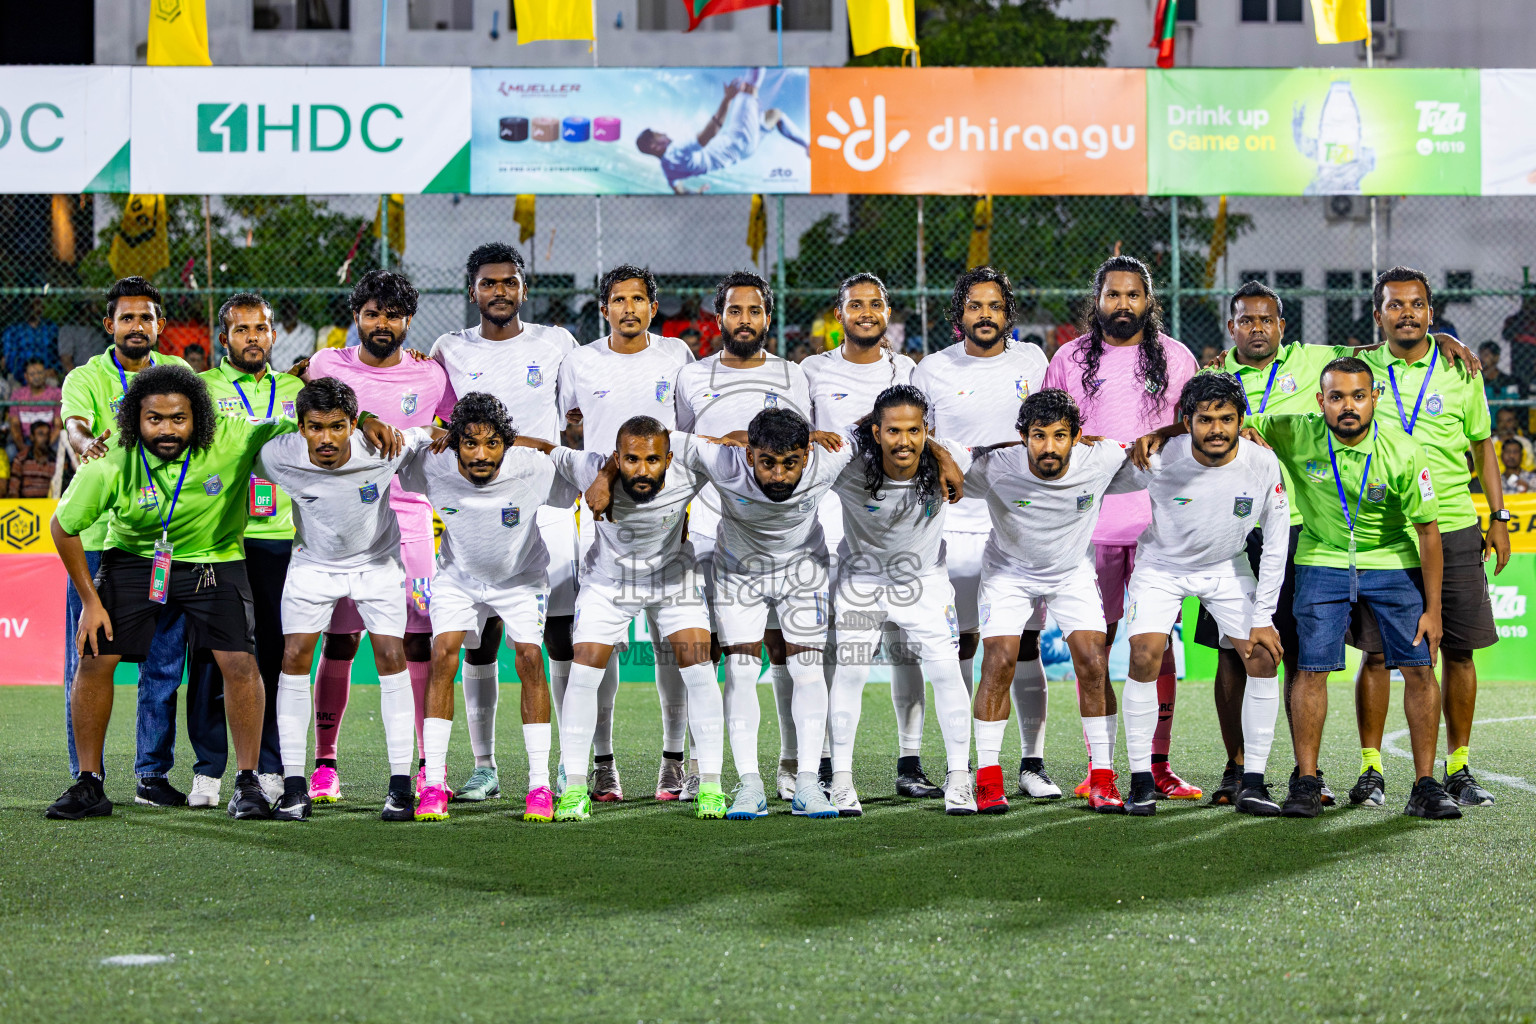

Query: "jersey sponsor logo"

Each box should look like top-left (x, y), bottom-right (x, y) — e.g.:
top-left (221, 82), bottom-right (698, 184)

top-left (1013, 499), bottom-right (1032, 509)
top-left (440, 506), bottom-right (458, 515)
top-left (864, 503), bottom-right (880, 513)
top-left (955, 389), bottom-right (975, 397)
top-left (526, 365), bottom-right (544, 388)
top-left (1366, 480), bottom-right (1386, 503)
top-left (1304, 459), bottom-right (1327, 483)
top-left (593, 389), bottom-right (610, 398)
top-left (298, 495), bottom-right (319, 503)
top-left (203, 474), bottom-right (223, 497)
top-left (1076, 493), bottom-right (1094, 512)
top-left (1173, 497), bottom-right (1193, 505)
top-left (1233, 496), bottom-right (1253, 518)
top-left (401, 392), bottom-right (418, 416)
top-left (1418, 466), bottom-right (1435, 499)
top-left (137, 484), bottom-right (160, 509)
top-left (655, 380), bottom-right (671, 403)
top-left (830, 392), bottom-right (848, 400)
top-left (1278, 373), bottom-right (1297, 393)
top-left (467, 371), bottom-right (484, 380)
top-left (216, 397), bottom-right (243, 416)
top-left (359, 482), bottom-right (380, 504)
top-left (502, 505), bottom-right (520, 528)
top-left (1425, 394), bottom-right (1444, 416)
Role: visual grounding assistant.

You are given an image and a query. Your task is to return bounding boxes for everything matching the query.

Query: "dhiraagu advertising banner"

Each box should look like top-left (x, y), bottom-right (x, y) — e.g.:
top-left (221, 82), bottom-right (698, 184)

top-left (470, 67), bottom-right (811, 194)
top-left (1148, 68), bottom-right (1480, 196)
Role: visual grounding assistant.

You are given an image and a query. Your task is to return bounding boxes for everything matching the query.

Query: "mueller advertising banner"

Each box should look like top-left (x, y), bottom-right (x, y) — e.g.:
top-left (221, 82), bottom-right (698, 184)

top-left (129, 67), bottom-right (471, 194)
top-left (809, 67), bottom-right (1146, 195)
top-left (1147, 68), bottom-right (1481, 196)
top-left (470, 67), bottom-right (811, 195)
top-left (0, 67), bottom-right (130, 193)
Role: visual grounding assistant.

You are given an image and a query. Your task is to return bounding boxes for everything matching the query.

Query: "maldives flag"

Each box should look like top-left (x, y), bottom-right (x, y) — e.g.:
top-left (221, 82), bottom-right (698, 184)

top-left (1149, 0), bottom-right (1177, 69)
top-left (682, 0), bottom-right (778, 32)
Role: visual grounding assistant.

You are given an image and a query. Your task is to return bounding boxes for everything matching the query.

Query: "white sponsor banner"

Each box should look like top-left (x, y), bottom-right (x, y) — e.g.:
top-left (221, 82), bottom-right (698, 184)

top-left (1481, 70), bottom-right (1536, 195)
top-left (130, 67), bottom-right (471, 194)
top-left (0, 67), bottom-right (129, 193)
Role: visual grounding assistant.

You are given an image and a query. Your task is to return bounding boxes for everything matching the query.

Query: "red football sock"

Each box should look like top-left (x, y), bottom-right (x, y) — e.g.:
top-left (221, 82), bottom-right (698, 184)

top-left (1151, 647), bottom-right (1177, 760)
top-left (312, 655), bottom-right (353, 761)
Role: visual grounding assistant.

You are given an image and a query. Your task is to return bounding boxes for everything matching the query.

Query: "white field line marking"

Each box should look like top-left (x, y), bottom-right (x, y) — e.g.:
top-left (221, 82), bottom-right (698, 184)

top-left (1381, 715), bottom-right (1536, 793)
top-left (100, 954), bottom-right (174, 967)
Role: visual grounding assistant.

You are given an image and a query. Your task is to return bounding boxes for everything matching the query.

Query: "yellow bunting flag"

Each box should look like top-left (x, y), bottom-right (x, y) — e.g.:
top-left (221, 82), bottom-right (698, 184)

top-left (109, 195), bottom-right (171, 281)
top-left (513, 195), bottom-right (537, 244)
top-left (147, 0), bottom-right (212, 66)
top-left (1203, 195), bottom-right (1228, 290)
top-left (373, 194), bottom-right (406, 256)
top-left (1309, 0), bottom-right (1369, 44)
top-left (514, 0), bottom-right (595, 44)
top-left (747, 194), bottom-right (767, 263)
top-left (966, 196), bottom-right (993, 270)
top-left (846, 0), bottom-right (918, 57)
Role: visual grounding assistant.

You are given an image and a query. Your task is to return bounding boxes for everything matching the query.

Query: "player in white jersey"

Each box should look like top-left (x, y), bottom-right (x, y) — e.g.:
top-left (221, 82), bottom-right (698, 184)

top-left (827, 384), bottom-right (977, 816)
top-left (803, 273), bottom-right (945, 800)
top-left (963, 389), bottom-right (1142, 814)
top-left (397, 393), bottom-right (577, 824)
top-left (558, 265), bottom-right (697, 802)
top-left (261, 379), bottom-right (433, 823)
top-left (675, 271), bottom-right (812, 802)
top-left (1120, 374), bottom-right (1288, 816)
top-left (545, 417), bottom-right (729, 821)
top-left (911, 267), bottom-right (1059, 799)
top-left (429, 242), bottom-right (582, 805)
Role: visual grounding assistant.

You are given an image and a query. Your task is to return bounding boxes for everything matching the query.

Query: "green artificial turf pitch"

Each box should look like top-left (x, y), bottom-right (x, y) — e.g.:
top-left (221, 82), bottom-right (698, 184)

top-left (2, 680), bottom-right (1534, 1024)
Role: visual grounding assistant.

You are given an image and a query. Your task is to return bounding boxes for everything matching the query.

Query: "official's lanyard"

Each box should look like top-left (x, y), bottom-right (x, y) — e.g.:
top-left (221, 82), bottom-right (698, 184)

top-left (1387, 345), bottom-right (1436, 435)
top-left (111, 351), bottom-right (154, 395)
top-left (232, 374), bottom-right (275, 421)
top-left (1327, 424), bottom-right (1375, 601)
top-left (137, 446), bottom-right (192, 543)
top-left (1244, 360), bottom-right (1281, 415)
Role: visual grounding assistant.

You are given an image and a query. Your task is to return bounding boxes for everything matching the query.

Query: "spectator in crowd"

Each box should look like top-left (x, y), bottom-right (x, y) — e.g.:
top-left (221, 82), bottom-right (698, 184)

top-left (1500, 436), bottom-right (1536, 494)
top-left (156, 305), bottom-right (210, 360)
top-left (787, 341), bottom-right (813, 364)
top-left (8, 356), bottom-right (61, 451)
top-left (660, 297), bottom-right (719, 353)
top-left (1503, 291), bottom-right (1536, 384)
top-left (183, 343), bottom-right (209, 374)
top-left (8, 420), bottom-right (55, 498)
top-left (1197, 340), bottom-right (1224, 367)
top-left (316, 296), bottom-right (353, 350)
top-left (679, 326), bottom-right (705, 359)
top-left (57, 302), bottom-right (102, 374)
top-left (886, 315), bottom-right (907, 354)
top-left (3, 297), bottom-right (60, 377)
top-left (1431, 301), bottom-right (1459, 340)
top-left (269, 297), bottom-right (317, 370)
top-left (1496, 405), bottom-right (1528, 440)
top-left (1480, 341), bottom-right (1526, 402)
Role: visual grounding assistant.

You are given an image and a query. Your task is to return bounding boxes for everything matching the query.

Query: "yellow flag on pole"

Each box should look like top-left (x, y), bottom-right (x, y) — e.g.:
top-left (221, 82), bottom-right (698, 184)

top-left (109, 195), bottom-right (171, 281)
top-left (147, 0), bottom-right (211, 66)
top-left (966, 196), bottom-right (993, 270)
top-left (1309, 0), bottom-right (1369, 44)
top-left (846, 0), bottom-right (918, 57)
top-left (514, 0), bottom-right (595, 44)
top-left (373, 194), bottom-right (406, 256)
top-left (513, 195), bottom-right (537, 244)
top-left (1203, 195), bottom-right (1228, 290)
top-left (747, 195), bottom-right (767, 264)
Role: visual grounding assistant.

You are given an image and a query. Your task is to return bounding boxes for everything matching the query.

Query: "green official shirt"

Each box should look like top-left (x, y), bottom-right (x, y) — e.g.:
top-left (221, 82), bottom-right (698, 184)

top-left (56, 415), bottom-right (296, 563)
top-left (1246, 412), bottom-right (1439, 570)
top-left (1363, 342), bottom-right (1490, 534)
top-left (201, 362), bottom-right (304, 541)
top-left (59, 349), bottom-right (190, 550)
top-left (1214, 342), bottom-right (1353, 526)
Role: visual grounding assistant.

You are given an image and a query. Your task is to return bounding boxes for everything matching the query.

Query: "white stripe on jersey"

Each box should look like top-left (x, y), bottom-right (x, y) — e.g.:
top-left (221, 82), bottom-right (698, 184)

top-left (430, 322), bottom-right (578, 444)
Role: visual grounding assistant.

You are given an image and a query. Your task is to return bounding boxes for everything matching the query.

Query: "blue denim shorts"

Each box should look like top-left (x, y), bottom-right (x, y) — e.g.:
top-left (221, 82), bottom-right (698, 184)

top-left (1292, 565), bottom-right (1430, 672)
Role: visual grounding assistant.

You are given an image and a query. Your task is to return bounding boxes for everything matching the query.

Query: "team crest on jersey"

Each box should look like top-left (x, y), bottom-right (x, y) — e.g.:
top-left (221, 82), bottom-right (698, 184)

top-left (798, 496), bottom-right (815, 513)
top-left (1425, 394), bottom-right (1444, 416)
top-left (1015, 378), bottom-right (1029, 399)
top-left (401, 392), bottom-right (418, 416)
top-left (1278, 373), bottom-right (1297, 393)
top-left (203, 474), bottom-right (223, 497)
top-left (359, 482), bottom-right (380, 504)
top-left (1076, 493), bottom-right (1094, 512)
top-left (655, 380), bottom-right (671, 403)
top-left (763, 393), bottom-right (779, 409)
top-left (923, 498), bottom-right (941, 518)
top-left (1233, 496), bottom-right (1253, 519)
top-left (502, 505), bottom-right (521, 528)
top-left (281, 401), bottom-right (296, 419)
top-left (526, 365), bottom-right (544, 388)
top-left (1304, 459), bottom-right (1327, 483)
top-left (137, 484), bottom-right (160, 509)
top-left (109, 395), bottom-right (125, 413)
top-left (1366, 480), bottom-right (1386, 503)
top-left (662, 510), bottom-right (680, 529)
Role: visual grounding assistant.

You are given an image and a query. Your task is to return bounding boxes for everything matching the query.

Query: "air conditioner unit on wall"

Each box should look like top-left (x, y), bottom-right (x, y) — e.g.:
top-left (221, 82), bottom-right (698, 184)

top-left (1357, 27), bottom-right (1401, 61)
top-left (1323, 195), bottom-right (1392, 223)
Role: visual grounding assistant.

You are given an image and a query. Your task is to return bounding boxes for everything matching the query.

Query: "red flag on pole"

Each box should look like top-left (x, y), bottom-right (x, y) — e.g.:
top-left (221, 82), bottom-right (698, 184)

top-left (1150, 0), bottom-right (1177, 69)
top-left (682, 0), bottom-right (777, 32)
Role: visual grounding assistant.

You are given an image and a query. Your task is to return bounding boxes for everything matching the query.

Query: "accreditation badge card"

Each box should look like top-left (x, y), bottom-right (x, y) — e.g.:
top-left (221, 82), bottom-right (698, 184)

top-left (150, 536), bottom-right (173, 604)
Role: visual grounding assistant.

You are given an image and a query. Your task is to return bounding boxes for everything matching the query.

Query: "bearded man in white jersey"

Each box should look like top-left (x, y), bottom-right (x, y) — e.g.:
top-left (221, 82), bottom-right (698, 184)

top-left (964, 389), bottom-right (1142, 814)
top-left (558, 264), bottom-right (697, 802)
top-left (911, 267), bottom-right (1057, 799)
top-left (1121, 374), bottom-right (1289, 816)
top-left (430, 242), bottom-right (584, 805)
top-left (803, 273), bottom-right (948, 799)
top-left (675, 271), bottom-right (812, 803)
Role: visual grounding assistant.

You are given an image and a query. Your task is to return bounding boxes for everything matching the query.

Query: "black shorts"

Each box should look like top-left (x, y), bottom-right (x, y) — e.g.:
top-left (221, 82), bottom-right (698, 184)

top-left (1347, 523), bottom-right (1498, 655)
top-left (91, 549), bottom-right (256, 662)
top-left (1194, 523), bottom-right (1301, 652)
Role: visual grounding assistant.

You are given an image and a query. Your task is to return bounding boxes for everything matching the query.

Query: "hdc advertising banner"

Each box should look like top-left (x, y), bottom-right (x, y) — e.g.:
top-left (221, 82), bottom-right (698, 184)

top-left (470, 67), bottom-right (811, 195)
top-left (1480, 70), bottom-right (1536, 195)
top-left (1148, 68), bottom-right (1480, 196)
top-left (0, 67), bottom-right (129, 193)
top-left (808, 67), bottom-right (1146, 195)
top-left (129, 67), bottom-right (471, 194)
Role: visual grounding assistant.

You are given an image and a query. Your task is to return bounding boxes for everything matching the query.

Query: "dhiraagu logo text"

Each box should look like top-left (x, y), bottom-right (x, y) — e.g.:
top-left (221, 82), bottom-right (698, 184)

top-left (196, 101), bottom-right (404, 153)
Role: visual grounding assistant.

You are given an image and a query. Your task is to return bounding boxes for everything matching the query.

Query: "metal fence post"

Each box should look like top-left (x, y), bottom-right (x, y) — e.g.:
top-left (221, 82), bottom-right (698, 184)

top-left (776, 194), bottom-right (787, 357)
top-left (1169, 196), bottom-right (1181, 341)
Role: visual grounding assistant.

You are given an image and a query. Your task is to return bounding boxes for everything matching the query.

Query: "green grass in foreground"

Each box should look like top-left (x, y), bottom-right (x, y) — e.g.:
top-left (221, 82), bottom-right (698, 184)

top-left (2, 680), bottom-right (1534, 1024)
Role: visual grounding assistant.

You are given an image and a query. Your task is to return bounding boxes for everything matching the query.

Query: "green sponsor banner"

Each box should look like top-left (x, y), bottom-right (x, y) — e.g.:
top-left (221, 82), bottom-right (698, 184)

top-left (1149, 68), bottom-right (1480, 196)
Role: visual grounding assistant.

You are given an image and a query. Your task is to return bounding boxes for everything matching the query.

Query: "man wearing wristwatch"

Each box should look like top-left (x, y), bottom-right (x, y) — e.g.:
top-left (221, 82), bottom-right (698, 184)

top-left (1349, 268), bottom-right (1509, 809)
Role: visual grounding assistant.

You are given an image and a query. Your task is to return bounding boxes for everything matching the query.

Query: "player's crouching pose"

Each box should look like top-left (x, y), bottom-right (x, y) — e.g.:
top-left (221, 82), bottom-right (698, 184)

top-left (261, 378), bottom-right (432, 823)
top-left (828, 385), bottom-right (976, 816)
top-left (545, 416), bottom-right (724, 822)
top-left (1123, 374), bottom-right (1288, 817)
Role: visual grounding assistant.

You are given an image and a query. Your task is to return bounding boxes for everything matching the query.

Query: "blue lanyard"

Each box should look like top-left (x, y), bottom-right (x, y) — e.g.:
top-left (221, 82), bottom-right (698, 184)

top-left (1386, 345), bottom-right (1436, 435)
top-left (111, 351), bottom-right (154, 395)
top-left (136, 446), bottom-right (192, 541)
top-left (1326, 425), bottom-right (1373, 533)
top-left (232, 375), bottom-right (276, 421)
top-left (1243, 360), bottom-right (1281, 415)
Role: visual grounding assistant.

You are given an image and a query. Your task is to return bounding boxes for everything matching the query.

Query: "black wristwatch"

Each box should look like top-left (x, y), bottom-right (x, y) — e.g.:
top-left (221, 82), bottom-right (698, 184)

top-left (1491, 509), bottom-right (1512, 523)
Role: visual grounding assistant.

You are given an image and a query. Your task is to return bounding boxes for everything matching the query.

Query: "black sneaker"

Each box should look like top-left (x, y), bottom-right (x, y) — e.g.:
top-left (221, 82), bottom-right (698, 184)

top-left (1234, 780), bottom-right (1281, 817)
top-left (1444, 767), bottom-right (1495, 807)
top-left (381, 780), bottom-right (415, 822)
top-left (227, 780), bottom-right (273, 820)
top-left (1281, 775), bottom-right (1324, 818)
top-left (45, 776), bottom-right (112, 820)
top-left (1209, 763), bottom-right (1242, 806)
top-left (274, 778), bottom-right (312, 822)
top-left (1348, 767), bottom-right (1386, 807)
top-left (134, 777), bottom-right (187, 807)
top-left (895, 763), bottom-right (944, 798)
top-left (1126, 772), bottom-right (1157, 817)
top-left (1404, 776), bottom-right (1463, 820)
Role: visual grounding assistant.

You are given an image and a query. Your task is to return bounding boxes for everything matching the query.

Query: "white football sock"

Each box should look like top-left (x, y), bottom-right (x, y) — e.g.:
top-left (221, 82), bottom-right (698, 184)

top-left (1082, 713), bottom-right (1118, 772)
top-left (1011, 658), bottom-right (1047, 760)
top-left (926, 658), bottom-right (973, 775)
top-left (959, 656), bottom-right (975, 699)
top-left (789, 652), bottom-right (829, 769)
top-left (723, 653), bottom-right (762, 778)
top-left (461, 661), bottom-right (498, 768)
top-left (559, 662), bottom-right (605, 789)
top-left (523, 722), bottom-right (552, 789)
top-left (593, 655), bottom-right (619, 758)
top-left (1122, 678), bottom-right (1158, 774)
top-left (1241, 674), bottom-right (1280, 776)
top-left (678, 661), bottom-right (724, 776)
top-left (655, 660), bottom-right (689, 753)
top-left (423, 717), bottom-right (452, 787)
top-left (890, 658), bottom-right (926, 758)
top-left (277, 671), bottom-right (311, 778)
top-left (548, 659), bottom-right (569, 727)
top-left (828, 660), bottom-right (869, 775)
top-left (377, 670), bottom-right (416, 777)
top-left (769, 662), bottom-right (796, 760)
top-left (974, 717), bottom-right (1007, 770)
